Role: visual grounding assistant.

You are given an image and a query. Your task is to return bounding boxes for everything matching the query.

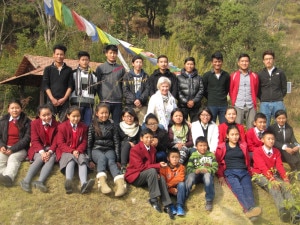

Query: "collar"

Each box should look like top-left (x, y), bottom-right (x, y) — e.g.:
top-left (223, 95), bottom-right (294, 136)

top-left (278, 124), bottom-right (285, 129)
top-left (267, 66), bottom-right (275, 74)
top-left (254, 127), bottom-right (264, 134)
top-left (263, 145), bottom-right (273, 155)
top-left (42, 120), bottom-right (52, 126)
top-left (239, 70), bottom-right (249, 76)
top-left (144, 144), bottom-right (150, 151)
top-left (201, 122), bottom-right (208, 129)
top-left (9, 116), bottom-right (20, 121)
top-left (70, 122), bottom-right (77, 129)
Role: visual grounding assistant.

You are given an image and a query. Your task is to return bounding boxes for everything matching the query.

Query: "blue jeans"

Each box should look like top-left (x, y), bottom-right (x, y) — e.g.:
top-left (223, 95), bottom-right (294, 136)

top-left (224, 169), bottom-right (255, 211)
top-left (207, 106), bottom-right (227, 124)
top-left (260, 101), bottom-right (286, 126)
top-left (185, 172), bottom-right (215, 202)
top-left (79, 106), bottom-right (93, 126)
top-left (174, 182), bottom-right (186, 206)
top-left (92, 150), bottom-right (120, 178)
top-left (104, 102), bottom-right (122, 124)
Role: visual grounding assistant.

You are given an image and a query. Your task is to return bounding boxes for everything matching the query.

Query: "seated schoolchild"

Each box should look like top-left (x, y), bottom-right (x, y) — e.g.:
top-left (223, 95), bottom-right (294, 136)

top-left (20, 104), bottom-right (58, 193)
top-left (267, 110), bottom-right (300, 175)
top-left (216, 125), bottom-right (261, 220)
top-left (245, 112), bottom-right (267, 159)
top-left (0, 99), bottom-right (31, 187)
top-left (125, 128), bottom-right (175, 220)
top-left (160, 148), bottom-right (186, 216)
top-left (186, 136), bottom-right (217, 211)
top-left (252, 131), bottom-right (300, 223)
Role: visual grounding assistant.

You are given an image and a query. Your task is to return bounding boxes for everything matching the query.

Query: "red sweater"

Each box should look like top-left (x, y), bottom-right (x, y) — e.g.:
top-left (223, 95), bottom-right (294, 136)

top-left (125, 141), bottom-right (160, 184)
top-left (245, 128), bottom-right (263, 152)
top-left (56, 121), bottom-right (88, 160)
top-left (7, 121), bottom-right (19, 146)
top-left (218, 123), bottom-right (246, 144)
top-left (229, 70), bottom-right (259, 109)
top-left (252, 146), bottom-right (288, 181)
top-left (28, 118), bottom-right (59, 160)
top-left (215, 141), bottom-right (251, 178)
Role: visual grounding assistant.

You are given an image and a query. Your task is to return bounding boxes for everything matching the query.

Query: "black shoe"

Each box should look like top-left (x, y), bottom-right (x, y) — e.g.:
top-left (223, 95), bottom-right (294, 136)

top-left (64, 179), bottom-right (73, 194)
top-left (205, 201), bottom-right (213, 211)
top-left (164, 205), bottom-right (175, 220)
top-left (32, 181), bottom-right (48, 193)
top-left (279, 208), bottom-right (290, 223)
top-left (149, 199), bottom-right (162, 213)
top-left (20, 180), bottom-right (31, 193)
top-left (0, 174), bottom-right (13, 187)
top-left (81, 179), bottom-right (95, 194)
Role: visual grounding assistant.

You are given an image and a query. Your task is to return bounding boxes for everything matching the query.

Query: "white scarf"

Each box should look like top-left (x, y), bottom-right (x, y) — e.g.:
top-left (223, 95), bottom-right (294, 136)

top-left (119, 121), bottom-right (139, 137)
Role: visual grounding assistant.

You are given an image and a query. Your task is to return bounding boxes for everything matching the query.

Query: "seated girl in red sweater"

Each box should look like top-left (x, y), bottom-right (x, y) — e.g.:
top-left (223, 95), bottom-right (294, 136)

top-left (20, 104), bottom-right (59, 193)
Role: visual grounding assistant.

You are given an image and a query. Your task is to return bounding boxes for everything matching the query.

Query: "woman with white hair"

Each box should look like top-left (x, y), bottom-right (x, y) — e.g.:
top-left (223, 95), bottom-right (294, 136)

top-left (145, 77), bottom-right (177, 130)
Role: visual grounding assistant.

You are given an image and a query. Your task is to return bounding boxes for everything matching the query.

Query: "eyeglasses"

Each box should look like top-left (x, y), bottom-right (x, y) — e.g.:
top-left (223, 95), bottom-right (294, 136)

top-left (123, 115), bottom-right (133, 118)
top-left (147, 123), bottom-right (158, 127)
top-left (200, 114), bottom-right (211, 117)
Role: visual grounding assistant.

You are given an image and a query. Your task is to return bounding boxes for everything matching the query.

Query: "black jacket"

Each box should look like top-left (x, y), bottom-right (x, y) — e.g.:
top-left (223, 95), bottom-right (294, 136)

top-left (177, 68), bottom-right (204, 108)
top-left (87, 120), bottom-right (120, 162)
top-left (148, 69), bottom-right (178, 99)
top-left (153, 127), bottom-right (170, 153)
top-left (258, 67), bottom-right (287, 102)
top-left (123, 69), bottom-right (149, 106)
top-left (0, 113), bottom-right (31, 152)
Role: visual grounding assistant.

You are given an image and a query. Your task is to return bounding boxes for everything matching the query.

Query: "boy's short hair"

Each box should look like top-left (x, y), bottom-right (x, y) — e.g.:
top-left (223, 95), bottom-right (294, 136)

top-left (105, 44), bottom-right (118, 53)
top-left (132, 55), bottom-right (143, 63)
top-left (262, 130), bottom-right (275, 138)
top-left (262, 50), bottom-right (275, 59)
top-left (157, 55), bottom-right (168, 63)
top-left (140, 128), bottom-right (154, 137)
top-left (53, 44), bottom-right (67, 53)
top-left (211, 51), bottom-right (223, 61)
top-left (78, 51), bottom-right (90, 59)
top-left (254, 112), bottom-right (267, 121)
top-left (238, 53), bottom-right (250, 61)
top-left (275, 109), bottom-right (287, 118)
top-left (168, 148), bottom-right (180, 157)
top-left (195, 136), bottom-right (208, 146)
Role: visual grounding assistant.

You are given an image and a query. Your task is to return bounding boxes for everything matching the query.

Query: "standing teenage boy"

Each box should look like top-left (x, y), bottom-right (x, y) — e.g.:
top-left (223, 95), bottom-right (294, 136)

top-left (202, 52), bottom-right (230, 124)
top-left (70, 51), bottom-right (97, 126)
top-left (148, 55), bottom-right (178, 99)
top-left (96, 45), bottom-right (125, 124)
top-left (229, 53), bottom-right (259, 129)
top-left (42, 44), bottom-right (73, 121)
top-left (258, 50), bottom-right (287, 126)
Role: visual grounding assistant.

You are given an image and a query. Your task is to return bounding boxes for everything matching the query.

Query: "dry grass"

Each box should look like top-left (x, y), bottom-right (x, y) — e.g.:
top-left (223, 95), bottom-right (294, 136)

top-left (0, 161), bottom-right (294, 225)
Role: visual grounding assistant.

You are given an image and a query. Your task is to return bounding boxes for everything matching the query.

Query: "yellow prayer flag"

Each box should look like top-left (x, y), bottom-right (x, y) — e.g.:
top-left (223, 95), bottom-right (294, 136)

top-left (129, 47), bottom-right (144, 55)
top-left (96, 27), bottom-right (109, 44)
top-left (53, 0), bottom-right (62, 23)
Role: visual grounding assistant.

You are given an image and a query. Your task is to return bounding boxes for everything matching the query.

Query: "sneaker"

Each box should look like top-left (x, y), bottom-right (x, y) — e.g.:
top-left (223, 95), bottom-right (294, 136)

top-left (81, 179), bottom-right (95, 194)
top-left (0, 174), bottom-right (13, 187)
top-left (169, 204), bottom-right (177, 215)
top-left (149, 199), bottom-right (162, 213)
top-left (164, 205), bottom-right (175, 220)
top-left (205, 201), bottom-right (213, 211)
top-left (279, 208), bottom-right (290, 222)
top-left (20, 180), bottom-right (31, 193)
top-left (64, 179), bottom-right (73, 194)
top-left (32, 181), bottom-right (48, 193)
top-left (245, 206), bottom-right (262, 218)
top-left (176, 204), bottom-right (185, 216)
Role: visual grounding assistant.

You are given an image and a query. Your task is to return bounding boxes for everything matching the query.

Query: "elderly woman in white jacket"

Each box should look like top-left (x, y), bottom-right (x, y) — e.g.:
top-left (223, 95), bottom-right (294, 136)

top-left (191, 107), bottom-right (219, 153)
top-left (146, 76), bottom-right (177, 130)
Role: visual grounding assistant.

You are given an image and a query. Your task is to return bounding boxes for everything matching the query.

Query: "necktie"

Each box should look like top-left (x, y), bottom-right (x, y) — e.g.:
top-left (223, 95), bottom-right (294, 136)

top-left (72, 125), bottom-right (77, 131)
top-left (12, 118), bottom-right (17, 124)
top-left (44, 123), bottom-right (49, 131)
top-left (268, 152), bottom-right (272, 156)
top-left (280, 127), bottom-right (285, 142)
top-left (258, 132), bottom-right (263, 139)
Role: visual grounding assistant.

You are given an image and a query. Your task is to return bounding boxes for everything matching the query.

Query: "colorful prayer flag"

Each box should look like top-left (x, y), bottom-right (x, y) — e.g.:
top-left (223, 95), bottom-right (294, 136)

top-left (81, 17), bottom-right (96, 36)
top-left (96, 27), bottom-right (109, 44)
top-left (71, 10), bottom-right (85, 31)
top-left (44, 0), bottom-right (54, 16)
top-left (62, 4), bottom-right (73, 27)
top-left (53, 0), bottom-right (62, 23)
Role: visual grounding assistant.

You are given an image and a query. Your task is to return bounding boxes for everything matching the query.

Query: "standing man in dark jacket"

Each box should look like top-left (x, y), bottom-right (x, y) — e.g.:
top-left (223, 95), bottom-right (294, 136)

top-left (258, 50), bottom-right (287, 126)
top-left (123, 55), bottom-right (149, 124)
top-left (42, 44), bottom-right (73, 121)
top-left (96, 45), bottom-right (125, 124)
top-left (177, 57), bottom-right (204, 122)
top-left (202, 52), bottom-right (230, 124)
top-left (148, 55), bottom-right (178, 99)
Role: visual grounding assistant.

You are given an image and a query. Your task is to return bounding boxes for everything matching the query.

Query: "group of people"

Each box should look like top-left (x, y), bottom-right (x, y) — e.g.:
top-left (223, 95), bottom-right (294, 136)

top-left (0, 43), bottom-right (299, 223)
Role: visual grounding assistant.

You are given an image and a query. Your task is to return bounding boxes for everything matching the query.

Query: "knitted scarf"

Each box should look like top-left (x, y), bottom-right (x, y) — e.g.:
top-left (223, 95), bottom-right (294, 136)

top-left (119, 121), bottom-right (139, 137)
top-left (171, 124), bottom-right (188, 143)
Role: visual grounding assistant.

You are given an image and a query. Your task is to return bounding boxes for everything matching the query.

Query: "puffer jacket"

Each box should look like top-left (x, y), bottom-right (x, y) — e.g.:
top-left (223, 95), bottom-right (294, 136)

top-left (177, 68), bottom-right (204, 108)
top-left (87, 120), bottom-right (120, 162)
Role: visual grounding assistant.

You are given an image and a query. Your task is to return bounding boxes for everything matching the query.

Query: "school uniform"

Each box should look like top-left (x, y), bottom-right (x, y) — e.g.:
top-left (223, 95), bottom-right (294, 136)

top-left (245, 127), bottom-right (264, 153)
top-left (0, 113), bottom-right (31, 182)
top-left (268, 122), bottom-right (300, 171)
top-left (218, 122), bottom-right (246, 144)
top-left (125, 141), bottom-right (172, 207)
top-left (23, 118), bottom-right (58, 184)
